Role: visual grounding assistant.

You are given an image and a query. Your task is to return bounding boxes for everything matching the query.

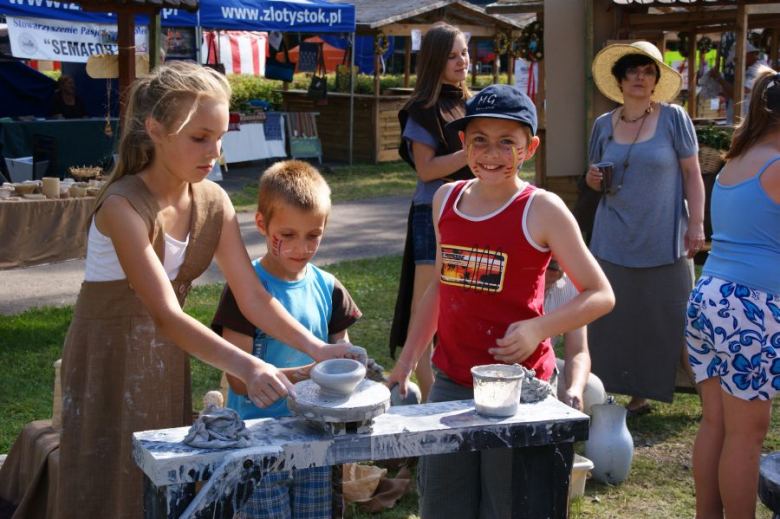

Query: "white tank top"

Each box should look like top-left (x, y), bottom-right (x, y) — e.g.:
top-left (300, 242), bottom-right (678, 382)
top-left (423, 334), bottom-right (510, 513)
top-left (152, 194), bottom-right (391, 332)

top-left (84, 218), bottom-right (190, 281)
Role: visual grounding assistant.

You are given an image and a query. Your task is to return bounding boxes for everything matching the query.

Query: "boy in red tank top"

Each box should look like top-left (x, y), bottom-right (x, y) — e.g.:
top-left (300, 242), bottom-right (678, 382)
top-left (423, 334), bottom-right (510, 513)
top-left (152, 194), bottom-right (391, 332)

top-left (386, 84), bottom-right (615, 519)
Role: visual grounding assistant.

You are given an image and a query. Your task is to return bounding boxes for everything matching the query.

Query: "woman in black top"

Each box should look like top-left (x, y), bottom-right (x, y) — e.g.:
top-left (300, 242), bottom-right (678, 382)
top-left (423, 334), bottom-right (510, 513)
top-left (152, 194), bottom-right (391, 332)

top-left (50, 75), bottom-right (87, 119)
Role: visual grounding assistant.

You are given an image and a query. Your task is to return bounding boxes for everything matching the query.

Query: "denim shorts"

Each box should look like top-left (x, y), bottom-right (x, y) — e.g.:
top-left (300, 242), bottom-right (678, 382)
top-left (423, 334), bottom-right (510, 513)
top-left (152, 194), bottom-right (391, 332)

top-left (412, 204), bottom-right (437, 265)
top-left (685, 275), bottom-right (780, 401)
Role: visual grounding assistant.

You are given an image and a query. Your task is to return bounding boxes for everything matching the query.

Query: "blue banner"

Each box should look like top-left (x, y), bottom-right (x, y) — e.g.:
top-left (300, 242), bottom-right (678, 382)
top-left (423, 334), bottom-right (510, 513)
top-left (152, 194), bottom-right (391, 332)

top-left (0, 0), bottom-right (355, 31)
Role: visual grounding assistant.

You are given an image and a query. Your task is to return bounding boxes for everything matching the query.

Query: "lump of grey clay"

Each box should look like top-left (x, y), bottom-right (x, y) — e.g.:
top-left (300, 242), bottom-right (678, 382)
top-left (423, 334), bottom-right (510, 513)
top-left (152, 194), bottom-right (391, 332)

top-left (390, 382), bottom-right (422, 406)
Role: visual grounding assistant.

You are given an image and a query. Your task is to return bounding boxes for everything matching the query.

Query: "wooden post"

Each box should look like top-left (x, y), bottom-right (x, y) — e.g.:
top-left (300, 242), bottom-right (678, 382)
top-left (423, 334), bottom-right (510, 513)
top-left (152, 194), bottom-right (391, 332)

top-left (148, 13), bottom-right (161, 70)
top-left (734, 3), bottom-right (747, 125)
top-left (374, 51), bottom-right (381, 97)
top-left (687, 30), bottom-right (697, 119)
top-left (771, 28), bottom-right (779, 69)
top-left (404, 36), bottom-right (411, 88)
top-left (282, 33), bottom-right (289, 92)
top-left (471, 37), bottom-right (478, 89)
top-left (493, 35), bottom-right (500, 84)
top-left (508, 55), bottom-right (514, 86)
top-left (117, 12), bottom-right (136, 112)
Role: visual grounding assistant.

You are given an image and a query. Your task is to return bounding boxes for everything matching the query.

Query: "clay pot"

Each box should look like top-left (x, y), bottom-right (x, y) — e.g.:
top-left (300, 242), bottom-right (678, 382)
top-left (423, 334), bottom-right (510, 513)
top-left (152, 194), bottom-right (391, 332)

top-left (471, 364), bottom-right (525, 417)
top-left (311, 358), bottom-right (366, 396)
top-left (585, 400), bottom-right (634, 484)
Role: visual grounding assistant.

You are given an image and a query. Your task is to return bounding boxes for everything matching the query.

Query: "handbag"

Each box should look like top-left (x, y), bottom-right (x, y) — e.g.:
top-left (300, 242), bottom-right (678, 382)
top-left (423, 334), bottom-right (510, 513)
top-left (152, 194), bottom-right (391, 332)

top-left (265, 40), bottom-right (295, 82)
top-left (335, 41), bottom-right (357, 93)
top-left (204, 32), bottom-right (226, 75)
top-left (297, 41), bottom-right (320, 73)
top-left (307, 44), bottom-right (328, 101)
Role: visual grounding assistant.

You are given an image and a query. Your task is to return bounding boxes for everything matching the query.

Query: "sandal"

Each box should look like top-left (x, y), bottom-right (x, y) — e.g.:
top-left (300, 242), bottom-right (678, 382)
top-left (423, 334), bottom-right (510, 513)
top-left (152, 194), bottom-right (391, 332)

top-left (626, 403), bottom-right (653, 417)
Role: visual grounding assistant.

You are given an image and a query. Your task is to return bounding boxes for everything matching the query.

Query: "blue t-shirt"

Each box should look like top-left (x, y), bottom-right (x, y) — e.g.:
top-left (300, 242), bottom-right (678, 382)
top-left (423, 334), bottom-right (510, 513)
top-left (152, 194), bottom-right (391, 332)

top-left (588, 103), bottom-right (698, 267)
top-left (403, 116), bottom-right (446, 206)
top-left (211, 260), bottom-right (361, 419)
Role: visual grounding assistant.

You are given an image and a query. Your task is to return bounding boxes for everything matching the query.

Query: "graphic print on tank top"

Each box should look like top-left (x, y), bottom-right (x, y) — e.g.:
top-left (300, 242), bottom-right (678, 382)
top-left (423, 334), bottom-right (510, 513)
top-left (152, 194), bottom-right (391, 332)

top-left (440, 244), bottom-right (507, 293)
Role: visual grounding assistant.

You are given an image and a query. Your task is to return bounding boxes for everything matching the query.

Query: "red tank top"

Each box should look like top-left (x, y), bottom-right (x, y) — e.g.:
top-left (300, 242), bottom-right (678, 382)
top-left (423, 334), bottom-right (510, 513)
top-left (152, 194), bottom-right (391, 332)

top-left (432, 179), bottom-right (555, 387)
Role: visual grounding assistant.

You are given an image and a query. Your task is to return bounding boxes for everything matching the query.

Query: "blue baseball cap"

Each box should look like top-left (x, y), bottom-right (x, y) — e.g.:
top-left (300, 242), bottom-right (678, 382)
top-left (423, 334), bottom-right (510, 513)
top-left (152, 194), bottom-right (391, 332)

top-left (446, 84), bottom-right (537, 136)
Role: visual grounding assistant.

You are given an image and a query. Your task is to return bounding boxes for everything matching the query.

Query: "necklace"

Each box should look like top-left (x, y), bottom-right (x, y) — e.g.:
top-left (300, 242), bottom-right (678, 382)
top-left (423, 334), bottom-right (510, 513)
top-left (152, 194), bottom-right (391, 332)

top-left (619, 105), bottom-right (653, 123)
top-left (602, 108), bottom-right (650, 196)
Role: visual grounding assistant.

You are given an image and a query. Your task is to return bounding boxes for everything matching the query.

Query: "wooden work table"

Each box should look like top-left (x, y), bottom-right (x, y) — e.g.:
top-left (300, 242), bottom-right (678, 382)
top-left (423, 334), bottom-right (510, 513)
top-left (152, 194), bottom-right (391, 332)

top-left (134, 397), bottom-right (589, 519)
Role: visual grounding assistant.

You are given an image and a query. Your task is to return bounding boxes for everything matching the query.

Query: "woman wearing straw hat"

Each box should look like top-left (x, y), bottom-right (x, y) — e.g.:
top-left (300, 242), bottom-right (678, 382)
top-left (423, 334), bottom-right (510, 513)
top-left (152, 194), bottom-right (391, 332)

top-left (585, 41), bottom-right (705, 415)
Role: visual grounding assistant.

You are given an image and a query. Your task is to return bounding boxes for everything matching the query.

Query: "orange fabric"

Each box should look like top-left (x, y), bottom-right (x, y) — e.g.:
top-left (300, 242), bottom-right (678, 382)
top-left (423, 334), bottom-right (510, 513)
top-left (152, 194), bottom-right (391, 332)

top-left (280, 37), bottom-right (346, 73)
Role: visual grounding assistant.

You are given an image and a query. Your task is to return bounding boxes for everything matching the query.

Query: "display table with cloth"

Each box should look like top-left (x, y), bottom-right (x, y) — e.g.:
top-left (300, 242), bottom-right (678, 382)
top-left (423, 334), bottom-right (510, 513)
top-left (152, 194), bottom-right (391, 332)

top-left (0, 118), bottom-right (119, 179)
top-left (0, 197), bottom-right (93, 269)
top-left (135, 397), bottom-right (589, 519)
top-left (220, 117), bottom-right (286, 164)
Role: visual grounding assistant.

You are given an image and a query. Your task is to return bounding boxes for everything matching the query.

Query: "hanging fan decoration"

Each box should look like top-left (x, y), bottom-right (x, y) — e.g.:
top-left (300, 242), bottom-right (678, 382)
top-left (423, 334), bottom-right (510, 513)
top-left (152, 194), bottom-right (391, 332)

top-left (697, 36), bottom-right (713, 54)
top-left (517, 21), bottom-right (544, 62)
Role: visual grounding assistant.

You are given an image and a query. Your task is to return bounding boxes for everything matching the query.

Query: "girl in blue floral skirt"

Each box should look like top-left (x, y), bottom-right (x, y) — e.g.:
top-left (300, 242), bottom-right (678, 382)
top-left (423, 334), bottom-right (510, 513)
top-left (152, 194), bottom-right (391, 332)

top-left (685, 67), bottom-right (780, 519)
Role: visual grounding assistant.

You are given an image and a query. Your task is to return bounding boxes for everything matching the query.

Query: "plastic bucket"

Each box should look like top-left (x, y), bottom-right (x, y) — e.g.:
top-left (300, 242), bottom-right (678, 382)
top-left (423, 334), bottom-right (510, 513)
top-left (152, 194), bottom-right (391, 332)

top-left (471, 364), bottom-right (525, 417)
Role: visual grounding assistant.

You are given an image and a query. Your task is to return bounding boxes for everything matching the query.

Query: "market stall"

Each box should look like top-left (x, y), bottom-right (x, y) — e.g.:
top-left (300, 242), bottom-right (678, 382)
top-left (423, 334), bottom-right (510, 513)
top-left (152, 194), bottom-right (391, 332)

top-left (281, 0), bottom-right (528, 164)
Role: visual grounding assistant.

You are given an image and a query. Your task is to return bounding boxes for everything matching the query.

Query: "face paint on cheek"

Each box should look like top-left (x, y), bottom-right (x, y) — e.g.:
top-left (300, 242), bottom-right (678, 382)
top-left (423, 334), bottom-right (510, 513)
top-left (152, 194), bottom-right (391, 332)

top-left (271, 235), bottom-right (283, 257)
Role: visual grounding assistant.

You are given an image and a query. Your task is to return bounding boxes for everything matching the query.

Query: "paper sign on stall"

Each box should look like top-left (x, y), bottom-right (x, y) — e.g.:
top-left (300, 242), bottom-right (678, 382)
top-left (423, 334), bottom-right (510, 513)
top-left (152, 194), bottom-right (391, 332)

top-left (6, 16), bottom-right (147, 63)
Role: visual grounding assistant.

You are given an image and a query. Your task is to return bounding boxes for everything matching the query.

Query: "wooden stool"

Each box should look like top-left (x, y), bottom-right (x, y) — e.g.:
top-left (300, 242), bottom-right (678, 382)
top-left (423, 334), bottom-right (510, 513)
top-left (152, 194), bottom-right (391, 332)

top-left (759, 453), bottom-right (780, 519)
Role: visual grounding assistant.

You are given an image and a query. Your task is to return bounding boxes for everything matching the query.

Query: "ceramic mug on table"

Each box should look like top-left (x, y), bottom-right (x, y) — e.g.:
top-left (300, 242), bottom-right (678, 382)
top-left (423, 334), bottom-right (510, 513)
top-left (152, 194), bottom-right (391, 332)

top-left (42, 177), bottom-right (60, 199)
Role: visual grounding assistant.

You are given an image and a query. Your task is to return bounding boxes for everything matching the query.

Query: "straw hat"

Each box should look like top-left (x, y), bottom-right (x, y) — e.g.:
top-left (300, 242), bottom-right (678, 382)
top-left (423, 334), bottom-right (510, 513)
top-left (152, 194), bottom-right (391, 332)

top-left (592, 41), bottom-right (682, 104)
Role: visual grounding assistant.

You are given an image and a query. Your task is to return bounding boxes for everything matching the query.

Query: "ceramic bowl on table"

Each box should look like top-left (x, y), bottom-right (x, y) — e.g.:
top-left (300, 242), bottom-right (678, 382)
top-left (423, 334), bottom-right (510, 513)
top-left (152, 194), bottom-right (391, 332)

top-left (13, 183), bottom-right (38, 196)
top-left (311, 358), bottom-right (366, 396)
top-left (0, 186), bottom-right (13, 199)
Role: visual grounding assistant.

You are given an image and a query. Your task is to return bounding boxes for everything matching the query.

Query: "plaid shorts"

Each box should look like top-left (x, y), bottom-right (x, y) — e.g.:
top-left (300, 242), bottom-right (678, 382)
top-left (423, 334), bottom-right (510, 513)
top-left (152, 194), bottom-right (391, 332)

top-left (238, 466), bottom-right (332, 519)
top-left (686, 276), bottom-right (780, 401)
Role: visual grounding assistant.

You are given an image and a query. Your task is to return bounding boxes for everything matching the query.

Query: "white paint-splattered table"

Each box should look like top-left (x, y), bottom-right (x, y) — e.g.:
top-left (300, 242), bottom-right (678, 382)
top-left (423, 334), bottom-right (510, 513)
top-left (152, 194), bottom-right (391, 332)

top-left (133, 397), bottom-right (589, 519)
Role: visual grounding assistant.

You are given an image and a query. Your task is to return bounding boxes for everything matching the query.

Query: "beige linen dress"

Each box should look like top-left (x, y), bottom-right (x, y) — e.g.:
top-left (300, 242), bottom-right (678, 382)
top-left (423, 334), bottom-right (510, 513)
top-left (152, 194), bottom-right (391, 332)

top-left (54, 175), bottom-right (224, 518)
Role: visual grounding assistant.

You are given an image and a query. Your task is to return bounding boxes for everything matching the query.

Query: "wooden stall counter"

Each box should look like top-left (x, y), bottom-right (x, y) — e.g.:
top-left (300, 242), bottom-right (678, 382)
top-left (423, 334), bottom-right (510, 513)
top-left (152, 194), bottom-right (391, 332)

top-left (134, 397), bottom-right (589, 519)
top-left (0, 196), bottom-right (93, 269)
top-left (281, 90), bottom-right (409, 164)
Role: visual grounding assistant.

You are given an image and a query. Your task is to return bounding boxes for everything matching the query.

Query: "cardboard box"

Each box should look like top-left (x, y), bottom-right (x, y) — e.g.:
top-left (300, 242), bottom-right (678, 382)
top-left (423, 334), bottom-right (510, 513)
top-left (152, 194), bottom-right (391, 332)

top-left (4, 157), bottom-right (49, 183)
top-left (570, 454), bottom-right (594, 499)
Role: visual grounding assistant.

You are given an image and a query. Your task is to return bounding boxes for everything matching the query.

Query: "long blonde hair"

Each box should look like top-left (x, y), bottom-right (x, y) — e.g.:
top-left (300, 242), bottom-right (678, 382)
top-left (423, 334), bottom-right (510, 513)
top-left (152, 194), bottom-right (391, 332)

top-left (103, 61), bottom-right (231, 191)
top-left (408, 22), bottom-right (471, 108)
top-left (726, 66), bottom-right (780, 159)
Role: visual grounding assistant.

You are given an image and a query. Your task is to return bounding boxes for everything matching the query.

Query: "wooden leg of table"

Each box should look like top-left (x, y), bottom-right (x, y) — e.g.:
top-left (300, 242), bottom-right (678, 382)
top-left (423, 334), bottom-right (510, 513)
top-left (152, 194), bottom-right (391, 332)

top-left (510, 442), bottom-right (574, 519)
top-left (143, 475), bottom-right (196, 519)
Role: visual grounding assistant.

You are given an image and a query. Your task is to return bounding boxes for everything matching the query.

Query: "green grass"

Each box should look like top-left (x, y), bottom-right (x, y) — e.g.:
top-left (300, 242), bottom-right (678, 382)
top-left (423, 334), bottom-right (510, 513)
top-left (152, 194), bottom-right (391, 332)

top-left (229, 158), bottom-right (537, 212)
top-left (3, 254), bottom-right (777, 518)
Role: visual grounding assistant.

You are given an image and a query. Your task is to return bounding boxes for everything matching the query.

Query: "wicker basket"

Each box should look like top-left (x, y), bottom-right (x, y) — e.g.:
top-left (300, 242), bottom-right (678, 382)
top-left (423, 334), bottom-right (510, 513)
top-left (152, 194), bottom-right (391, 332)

top-left (699, 146), bottom-right (725, 175)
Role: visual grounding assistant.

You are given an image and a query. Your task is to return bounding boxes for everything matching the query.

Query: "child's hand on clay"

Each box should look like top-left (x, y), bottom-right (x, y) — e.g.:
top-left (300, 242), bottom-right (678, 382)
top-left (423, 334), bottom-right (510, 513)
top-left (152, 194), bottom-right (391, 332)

top-left (386, 358), bottom-right (415, 399)
top-left (246, 361), bottom-right (296, 408)
top-left (490, 318), bottom-right (544, 364)
top-left (309, 341), bottom-right (352, 363)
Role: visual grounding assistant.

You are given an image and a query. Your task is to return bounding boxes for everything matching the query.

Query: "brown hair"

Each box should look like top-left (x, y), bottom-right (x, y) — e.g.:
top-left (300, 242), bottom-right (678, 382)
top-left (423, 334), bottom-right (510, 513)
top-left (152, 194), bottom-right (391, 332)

top-left (408, 22), bottom-right (471, 109)
top-left (101, 60), bottom-right (231, 194)
top-left (257, 160), bottom-right (331, 225)
top-left (726, 66), bottom-right (780, 159)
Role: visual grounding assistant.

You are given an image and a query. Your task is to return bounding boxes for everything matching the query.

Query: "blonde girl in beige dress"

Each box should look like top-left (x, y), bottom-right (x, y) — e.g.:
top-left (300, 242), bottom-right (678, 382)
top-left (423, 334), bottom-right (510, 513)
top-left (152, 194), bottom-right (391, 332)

top-left (53, 61), bottom-right (350, 519)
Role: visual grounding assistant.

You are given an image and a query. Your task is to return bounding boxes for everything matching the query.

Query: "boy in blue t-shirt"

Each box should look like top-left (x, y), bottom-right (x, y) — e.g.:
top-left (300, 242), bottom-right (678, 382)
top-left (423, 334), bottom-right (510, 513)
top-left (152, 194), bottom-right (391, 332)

top-left (211, 160), bottom-right (361, 519)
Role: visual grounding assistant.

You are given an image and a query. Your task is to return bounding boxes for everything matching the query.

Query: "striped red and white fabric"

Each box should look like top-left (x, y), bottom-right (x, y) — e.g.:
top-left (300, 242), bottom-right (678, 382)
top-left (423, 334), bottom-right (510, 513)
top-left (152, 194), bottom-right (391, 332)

top-left (202, 30), bottom-right (267, 76)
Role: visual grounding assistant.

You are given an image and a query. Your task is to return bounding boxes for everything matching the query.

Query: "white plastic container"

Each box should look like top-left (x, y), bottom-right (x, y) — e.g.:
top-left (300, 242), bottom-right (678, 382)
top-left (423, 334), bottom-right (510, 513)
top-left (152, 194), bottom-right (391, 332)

top-left (570, 454), bottom-right (594, 499)
top-left (471, 364), bottom-right (525, 417)
top-left (4, 157), bottom-right (48, 183)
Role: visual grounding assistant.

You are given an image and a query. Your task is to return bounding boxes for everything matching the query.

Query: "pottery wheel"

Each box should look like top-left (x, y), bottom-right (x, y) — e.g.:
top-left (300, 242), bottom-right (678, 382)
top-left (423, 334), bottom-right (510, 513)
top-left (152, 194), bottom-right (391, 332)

top-left (288, 379), bottom-right (390, 425)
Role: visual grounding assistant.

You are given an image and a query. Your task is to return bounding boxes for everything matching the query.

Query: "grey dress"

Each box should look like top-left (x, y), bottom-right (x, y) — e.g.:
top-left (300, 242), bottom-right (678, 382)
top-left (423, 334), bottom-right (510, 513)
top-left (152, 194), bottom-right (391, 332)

top-left (587, 103), bottom-right (697, 402)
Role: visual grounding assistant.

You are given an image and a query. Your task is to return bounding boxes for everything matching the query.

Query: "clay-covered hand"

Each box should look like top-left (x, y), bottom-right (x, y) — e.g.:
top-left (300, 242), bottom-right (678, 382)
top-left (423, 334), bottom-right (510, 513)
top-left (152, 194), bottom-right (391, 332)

top-left (684, 221), bottom-right (706, 259)
top-left (491, 319), bottom-right (543, 364)
top-left (562, 387), bottom-right (584, 412)
top-left (310, 341), bottom-right (352, 363)
top-left (386, 359), bottom-right (415, 399)
top-left (585, 165), bottom-right (603, 192)
top-left (246, 361), bottom-right (295, 408)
